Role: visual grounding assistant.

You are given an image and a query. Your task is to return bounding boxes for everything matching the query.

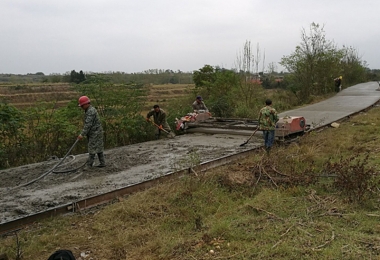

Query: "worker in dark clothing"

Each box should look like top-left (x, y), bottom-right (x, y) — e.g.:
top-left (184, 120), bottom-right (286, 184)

top-left (192, 96), bottom-right (209, 113)
top-left (258, 99), bottom-right (279, 153)
top-left (146, 104), bottom-right (174, 139)
top-left (77, 96), bottom-right (106, 168)
top-left (334, 76), bottom-right (342, 92)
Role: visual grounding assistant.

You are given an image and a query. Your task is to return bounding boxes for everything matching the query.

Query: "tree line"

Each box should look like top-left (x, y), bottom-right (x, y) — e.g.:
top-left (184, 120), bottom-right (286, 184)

top-left (0, 70), bottom-right (195, 85)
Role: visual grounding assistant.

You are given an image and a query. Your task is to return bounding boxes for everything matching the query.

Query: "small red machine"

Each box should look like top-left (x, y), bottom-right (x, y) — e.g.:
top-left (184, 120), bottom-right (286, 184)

top-left (175, 110), bottom-right (211, 130)
top-left (275, 116), bottom-right (307, 139)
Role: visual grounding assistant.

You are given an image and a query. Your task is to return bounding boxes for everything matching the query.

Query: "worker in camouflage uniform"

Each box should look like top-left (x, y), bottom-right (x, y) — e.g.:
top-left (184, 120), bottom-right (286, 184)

top-left (146, 104), bottom-right (173, 139)
top-left (258, 99), bottom-right (279, 153)
top-left (192, 96), bottom-right (209, 113)
top-left (77, 96), bottom-right (106, 167)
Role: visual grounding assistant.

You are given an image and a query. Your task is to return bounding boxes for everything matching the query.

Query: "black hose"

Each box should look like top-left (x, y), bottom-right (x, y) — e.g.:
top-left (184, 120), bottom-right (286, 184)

top-left (52, 159), bottom-right (87, 174)
top-left (19, 139), bottom-right (80, 187)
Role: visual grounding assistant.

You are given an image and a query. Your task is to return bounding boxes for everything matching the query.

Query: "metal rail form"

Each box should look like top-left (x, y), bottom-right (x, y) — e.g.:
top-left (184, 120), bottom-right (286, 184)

top-left (0, 146), bottom-right (261, 236)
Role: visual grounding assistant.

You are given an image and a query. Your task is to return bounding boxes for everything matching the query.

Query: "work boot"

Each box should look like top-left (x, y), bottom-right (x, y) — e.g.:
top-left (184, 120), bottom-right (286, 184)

top-left (82, 154), bottom-right (95, 171)
top-left (96, 152), bottom-right (106, 167)
top-left (87, 153), bottom-right (96, 167)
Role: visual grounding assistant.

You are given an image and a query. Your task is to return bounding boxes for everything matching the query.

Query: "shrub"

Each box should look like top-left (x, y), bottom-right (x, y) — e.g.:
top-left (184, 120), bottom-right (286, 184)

top-left (325, 154), bottom-right (380, 202)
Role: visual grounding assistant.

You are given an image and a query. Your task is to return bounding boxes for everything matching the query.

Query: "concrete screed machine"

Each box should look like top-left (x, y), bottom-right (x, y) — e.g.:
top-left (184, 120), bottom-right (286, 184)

top-left (175, 111), bottom-right (309, 140)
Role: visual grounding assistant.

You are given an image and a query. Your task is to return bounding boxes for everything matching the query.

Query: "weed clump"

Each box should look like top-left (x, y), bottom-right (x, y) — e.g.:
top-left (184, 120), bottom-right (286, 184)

top-left (324, 153), bottom-right (380, 202)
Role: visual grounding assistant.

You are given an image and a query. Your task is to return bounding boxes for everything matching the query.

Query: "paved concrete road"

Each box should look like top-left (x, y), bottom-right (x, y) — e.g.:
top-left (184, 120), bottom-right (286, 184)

top-left (278, 81), bottom-right (380, 129)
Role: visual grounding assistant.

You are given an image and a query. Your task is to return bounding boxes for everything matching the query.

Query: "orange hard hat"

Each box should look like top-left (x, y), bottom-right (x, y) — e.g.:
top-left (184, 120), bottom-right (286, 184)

top-left (78, 96), bottom-right (90, 107)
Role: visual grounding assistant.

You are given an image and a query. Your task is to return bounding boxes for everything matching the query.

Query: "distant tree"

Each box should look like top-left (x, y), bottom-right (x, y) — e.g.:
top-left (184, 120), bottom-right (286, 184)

top-left (169, 76), bottom-right (178, 84)
top-left (193, 65), bottom-right (217, 92)
top-left (340, 45), bottom-right (367, 86)
top-left (70, 70), bottom-right (86, 84)
top-left (366, 69), bottom-right (380, 81)
top-left (280, 23), bottom-right (344, 101)
top-left (267, 62), bottom-right (277, 74)
top-left (70, 70), bottom-right (78, 83)
top-left (49, 74), bottom-right (62, 83)
top-left (78, 70), bottom-right (86, 82)
top-left (193, 65), bottom-right (252, 117)
top-left (234, 40), bottom-right (265, 109)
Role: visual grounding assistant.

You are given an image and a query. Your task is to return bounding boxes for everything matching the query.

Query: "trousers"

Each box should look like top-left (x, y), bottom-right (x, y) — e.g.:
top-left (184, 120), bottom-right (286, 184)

top-left (262, 130), bottom-right (275, 150)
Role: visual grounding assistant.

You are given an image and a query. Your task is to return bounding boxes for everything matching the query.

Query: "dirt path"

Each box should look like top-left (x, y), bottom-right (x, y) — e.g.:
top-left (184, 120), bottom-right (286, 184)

top-left (0, 132), bottom-right (263, 224)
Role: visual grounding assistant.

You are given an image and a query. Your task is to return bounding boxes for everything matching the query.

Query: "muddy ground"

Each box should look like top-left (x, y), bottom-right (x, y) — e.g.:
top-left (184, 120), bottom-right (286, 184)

top-left (0, 132), bottom-right (262, 224)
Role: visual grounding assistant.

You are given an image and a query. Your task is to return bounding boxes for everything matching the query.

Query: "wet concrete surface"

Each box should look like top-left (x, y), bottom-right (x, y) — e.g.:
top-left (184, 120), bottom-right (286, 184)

top-left (0, 133), bottom-right (262, 224)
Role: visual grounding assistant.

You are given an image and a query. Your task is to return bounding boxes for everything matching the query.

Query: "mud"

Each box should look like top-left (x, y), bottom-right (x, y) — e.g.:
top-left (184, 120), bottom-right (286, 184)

top-left (0, 132), bottom-right (263, 224)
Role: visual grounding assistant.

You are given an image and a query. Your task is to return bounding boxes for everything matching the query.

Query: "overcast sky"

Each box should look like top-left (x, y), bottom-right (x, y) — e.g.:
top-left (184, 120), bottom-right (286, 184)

top-left (1, 0), bottom-right (379, 75)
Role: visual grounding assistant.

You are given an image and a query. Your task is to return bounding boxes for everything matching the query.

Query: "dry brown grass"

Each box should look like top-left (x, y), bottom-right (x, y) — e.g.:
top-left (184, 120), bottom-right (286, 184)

top-left (0, 83), bottom-right (76, 109)
top-left (143, 84), bottom-right (194, 114)
top-left (0, 83), bottom-right (194, 111)
top-left (0, 83), bottom-right (72, 94)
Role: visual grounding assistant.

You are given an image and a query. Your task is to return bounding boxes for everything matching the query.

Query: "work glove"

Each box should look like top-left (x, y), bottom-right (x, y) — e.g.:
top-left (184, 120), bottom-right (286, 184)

top-left (146, 118), bottom-right (150, 122)
top-left (77, 134), bottom-right (83, 140)
top-left (159, 125), bottom-right (163, 130)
